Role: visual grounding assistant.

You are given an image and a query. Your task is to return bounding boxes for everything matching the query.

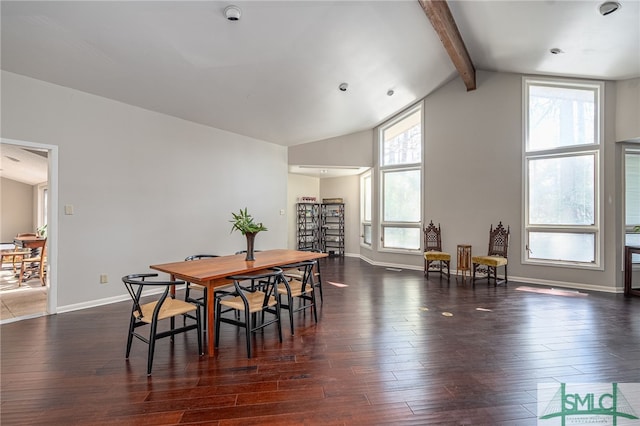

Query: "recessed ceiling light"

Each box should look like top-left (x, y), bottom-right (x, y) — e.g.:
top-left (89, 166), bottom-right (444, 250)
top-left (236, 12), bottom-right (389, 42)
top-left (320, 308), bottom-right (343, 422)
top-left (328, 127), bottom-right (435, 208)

top-left (224, 5), bottom-right (241, 21)
top-left (387, 89), bottom-right (394, 96)
top-left (338, 83), bottom-right (348, 92)
top-left (599, 1), bottom-right (621, 16)
top-left (550, 47), bottom-right (563, 55)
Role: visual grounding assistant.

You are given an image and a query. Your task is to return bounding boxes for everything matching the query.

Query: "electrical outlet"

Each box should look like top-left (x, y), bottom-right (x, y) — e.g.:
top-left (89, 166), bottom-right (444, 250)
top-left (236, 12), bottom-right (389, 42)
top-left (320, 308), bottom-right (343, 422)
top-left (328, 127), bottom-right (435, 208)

top-left (100, 274), bottom-right (108, 284)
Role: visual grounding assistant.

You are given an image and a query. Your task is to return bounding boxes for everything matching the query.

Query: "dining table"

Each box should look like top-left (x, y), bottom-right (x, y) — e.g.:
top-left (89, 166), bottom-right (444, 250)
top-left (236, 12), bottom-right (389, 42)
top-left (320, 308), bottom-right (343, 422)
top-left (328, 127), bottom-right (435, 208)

top-left (150, 249), bottom-right (328, 356)
top-left (14, 235), bottom-right (46, 250)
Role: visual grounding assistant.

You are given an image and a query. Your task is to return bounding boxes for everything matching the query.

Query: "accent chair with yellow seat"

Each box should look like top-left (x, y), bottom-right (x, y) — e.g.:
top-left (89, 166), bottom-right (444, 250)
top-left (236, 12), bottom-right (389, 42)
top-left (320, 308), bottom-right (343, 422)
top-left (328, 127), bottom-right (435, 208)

top-left (423, 220), bottom-right (451, 280)
top-left (472, 222), bottom-right (510, 286)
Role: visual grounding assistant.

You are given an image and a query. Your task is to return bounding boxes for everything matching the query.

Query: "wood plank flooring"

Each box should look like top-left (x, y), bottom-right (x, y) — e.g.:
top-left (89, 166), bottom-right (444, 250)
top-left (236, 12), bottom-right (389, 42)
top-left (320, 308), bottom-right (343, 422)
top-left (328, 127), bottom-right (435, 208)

top-left (2, 257), bottom-right (640, 425)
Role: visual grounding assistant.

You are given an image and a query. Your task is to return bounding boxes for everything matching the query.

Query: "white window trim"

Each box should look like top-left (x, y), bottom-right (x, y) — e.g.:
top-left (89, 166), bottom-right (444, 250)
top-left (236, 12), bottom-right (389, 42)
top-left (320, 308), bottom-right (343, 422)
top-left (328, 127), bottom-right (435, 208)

top-left (360, 171), bottom-right (372, 248)
top-left (521, 76), bottom-right (604, 270)
top-left (378, 102), bottom-right (423, 254)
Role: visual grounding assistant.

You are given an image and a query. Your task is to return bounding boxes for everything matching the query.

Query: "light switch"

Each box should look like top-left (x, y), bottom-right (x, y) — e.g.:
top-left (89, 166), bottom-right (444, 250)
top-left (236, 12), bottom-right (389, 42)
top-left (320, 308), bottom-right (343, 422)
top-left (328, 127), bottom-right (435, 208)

top-left (280, 209), bottom-right (285, 215)
top-left (64, 205), bottom-right (74, 215)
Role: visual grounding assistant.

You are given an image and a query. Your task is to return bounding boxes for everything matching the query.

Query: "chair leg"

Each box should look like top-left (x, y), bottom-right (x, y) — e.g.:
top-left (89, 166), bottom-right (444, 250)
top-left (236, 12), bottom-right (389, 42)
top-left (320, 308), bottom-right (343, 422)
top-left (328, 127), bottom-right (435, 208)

top-left (276, 298), bottom-right (283, 343)
top-left (472, 263), bottom-right (477, 287)
top-left (287, 293), bottom-right (295, 335)
top-left (445, 260), bottom-right (451, 280)
top-left (196, 306), bottom-right (203, 355)
top-left (310, 289), bottom-right (318, 324)
top-left (244, 309), bottom-right (252, 358)
top-left (147, 322), bottom-right (158, 376)
top-left (202, 289), bottom-right (207, 333)
top-left (125, 317), bottom-right (136, 358)
top-left (316, 277), bottom-right (323, 303)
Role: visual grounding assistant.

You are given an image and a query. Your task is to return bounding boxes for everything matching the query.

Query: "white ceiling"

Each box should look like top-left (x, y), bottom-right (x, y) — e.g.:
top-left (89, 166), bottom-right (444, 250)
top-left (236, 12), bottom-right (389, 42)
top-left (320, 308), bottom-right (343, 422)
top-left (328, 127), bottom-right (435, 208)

top-left (0, 144), bottom-right (48, 185)
top-left (1, 0), bottom-right (639, 182)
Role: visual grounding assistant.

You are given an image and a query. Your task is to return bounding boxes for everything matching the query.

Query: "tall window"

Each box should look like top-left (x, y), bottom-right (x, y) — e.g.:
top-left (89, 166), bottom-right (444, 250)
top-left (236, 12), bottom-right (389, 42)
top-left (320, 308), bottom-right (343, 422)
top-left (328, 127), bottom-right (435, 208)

top-left (523, 78), bottom-right (602, 267)
top-left (626, 148), bottom-right (640, 247)
top-left (379, 104), bottom-right (422, 251)
top-left (361, 172), bottom-right (372, 246)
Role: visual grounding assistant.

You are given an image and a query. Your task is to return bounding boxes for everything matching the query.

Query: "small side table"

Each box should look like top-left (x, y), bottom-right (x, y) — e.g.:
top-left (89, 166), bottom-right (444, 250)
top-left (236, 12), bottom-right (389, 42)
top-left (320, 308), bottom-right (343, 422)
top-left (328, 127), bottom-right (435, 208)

top-left (457, 244), bottom-right (472, 280)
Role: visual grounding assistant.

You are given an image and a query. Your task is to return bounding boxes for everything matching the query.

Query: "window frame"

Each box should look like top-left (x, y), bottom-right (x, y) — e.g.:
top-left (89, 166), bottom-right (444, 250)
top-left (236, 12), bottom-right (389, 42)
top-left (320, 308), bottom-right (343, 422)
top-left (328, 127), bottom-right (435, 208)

top-left (360, 171), bottom-right (372, 247)
top-left (522, 77), bottom-right (604, 269)
top-left (378, 102), bottom-right (423, 254)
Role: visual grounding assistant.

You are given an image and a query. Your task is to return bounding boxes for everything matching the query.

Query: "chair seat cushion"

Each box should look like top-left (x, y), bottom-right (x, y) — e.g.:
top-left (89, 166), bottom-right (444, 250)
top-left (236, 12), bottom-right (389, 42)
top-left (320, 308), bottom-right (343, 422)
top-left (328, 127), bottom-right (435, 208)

top-left (424, 251), bottom-right (451, 261)
top-left (472, 255), bottom-right (508, 267)
top-left (220, 291), bottom-right (278, 313)
top-left (278, 279), bottom-right (312, 297)
top-left (136, 298), bottom-right (197, 323)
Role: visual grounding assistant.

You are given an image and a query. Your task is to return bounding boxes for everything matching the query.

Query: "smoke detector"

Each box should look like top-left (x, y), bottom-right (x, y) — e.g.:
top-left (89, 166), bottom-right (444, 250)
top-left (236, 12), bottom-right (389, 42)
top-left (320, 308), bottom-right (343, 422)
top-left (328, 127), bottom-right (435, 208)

top-left (599, 1), bottom-right (621, 16)
top-left (224, 5), bottom-right (241, 21)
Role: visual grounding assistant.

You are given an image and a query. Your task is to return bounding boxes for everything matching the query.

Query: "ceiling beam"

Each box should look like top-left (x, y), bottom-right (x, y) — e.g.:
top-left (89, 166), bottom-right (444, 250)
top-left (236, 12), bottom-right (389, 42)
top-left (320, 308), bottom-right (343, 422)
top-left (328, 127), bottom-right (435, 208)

top-left (419, 0), bottom-right (476, 91)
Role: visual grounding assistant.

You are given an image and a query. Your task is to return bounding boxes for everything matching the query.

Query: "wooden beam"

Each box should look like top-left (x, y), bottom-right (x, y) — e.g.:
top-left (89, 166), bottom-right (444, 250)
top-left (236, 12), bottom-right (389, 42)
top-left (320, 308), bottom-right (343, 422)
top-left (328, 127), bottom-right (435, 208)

top-left (419, 0), bottom-right (476, 91)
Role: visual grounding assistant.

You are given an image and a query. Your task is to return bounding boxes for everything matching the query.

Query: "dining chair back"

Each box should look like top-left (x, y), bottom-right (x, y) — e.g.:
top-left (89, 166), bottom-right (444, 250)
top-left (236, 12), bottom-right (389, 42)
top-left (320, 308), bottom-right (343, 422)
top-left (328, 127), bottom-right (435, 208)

top-left (122, 273), bottom-right (202, 375)
top-left (284, 249), bottom-right (325, 302)
top-left (472, 222), bottom-right (510, 286)
top-left (278, 260), bottom-right (318, 335)
top-left (423, 221), bottom-right (451, 280)
top-left (215, 268), bottom-right (284, 358)
top-left (18, 238), bottom-right (47, 286)
top-left (184, 254), bottom-right (219, 331)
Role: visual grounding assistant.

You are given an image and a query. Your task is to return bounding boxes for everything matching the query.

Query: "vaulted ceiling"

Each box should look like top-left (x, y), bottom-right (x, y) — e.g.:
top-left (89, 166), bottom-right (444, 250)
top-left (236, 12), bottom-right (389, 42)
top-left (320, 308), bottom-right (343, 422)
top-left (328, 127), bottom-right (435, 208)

top-left (2, 0), bottom-right (638, 150)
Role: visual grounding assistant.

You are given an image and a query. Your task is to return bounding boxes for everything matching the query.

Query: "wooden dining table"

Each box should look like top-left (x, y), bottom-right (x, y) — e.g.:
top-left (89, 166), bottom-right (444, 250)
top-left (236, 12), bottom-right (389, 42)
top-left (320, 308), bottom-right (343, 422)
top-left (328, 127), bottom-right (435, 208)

top-left (150, 249), bottom-right (328, 356)
top-left (14, 235), bottom-right (46, 249)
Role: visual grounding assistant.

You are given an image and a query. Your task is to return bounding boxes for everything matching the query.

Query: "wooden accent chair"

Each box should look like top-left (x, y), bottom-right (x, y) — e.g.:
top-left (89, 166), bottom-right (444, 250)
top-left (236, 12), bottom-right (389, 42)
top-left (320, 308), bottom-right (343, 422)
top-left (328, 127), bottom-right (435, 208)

top-left (1, 247), bottom-right (30, 276)
top-left (472, 222), bottom-right (510, 286)
top-left (122, 273), bottom-right (202, 375)
top-left (423, 221), bottom-right (451, 280)
top-left (18, 238), bottom-right (47, 286)
top-left (278, 260), bottom-right (318, 335)
top-left (1, 233), bottom-right (38, 276)
top-left (215, 268), bottom-right (284, 358)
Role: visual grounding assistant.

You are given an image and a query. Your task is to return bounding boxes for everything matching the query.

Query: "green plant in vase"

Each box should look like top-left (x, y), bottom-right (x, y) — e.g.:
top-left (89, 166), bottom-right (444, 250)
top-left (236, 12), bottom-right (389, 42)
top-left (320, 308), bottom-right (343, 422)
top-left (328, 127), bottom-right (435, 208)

top-left (230, 208), bottom-right (267, 261)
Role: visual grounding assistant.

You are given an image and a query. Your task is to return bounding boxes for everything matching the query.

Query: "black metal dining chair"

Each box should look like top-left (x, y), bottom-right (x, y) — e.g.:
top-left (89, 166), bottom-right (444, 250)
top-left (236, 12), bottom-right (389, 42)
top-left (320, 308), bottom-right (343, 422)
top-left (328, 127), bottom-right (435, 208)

top-left (122, 273), bottom-right (203, 375)
top-left (183, 254), bottom-right (220, 331)
top-left (278, 260), bottom-right (318, 335)
top-left (283, 249), bottom-right (324, 302)
top-left (214, 268), bottom-right (284, 358)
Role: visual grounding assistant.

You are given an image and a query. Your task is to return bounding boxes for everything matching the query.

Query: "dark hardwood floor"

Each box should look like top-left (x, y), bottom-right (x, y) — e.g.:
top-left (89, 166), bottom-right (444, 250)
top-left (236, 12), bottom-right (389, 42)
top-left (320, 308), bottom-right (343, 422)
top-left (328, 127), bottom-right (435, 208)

top-left (2, 257), bottom-right (640, 425)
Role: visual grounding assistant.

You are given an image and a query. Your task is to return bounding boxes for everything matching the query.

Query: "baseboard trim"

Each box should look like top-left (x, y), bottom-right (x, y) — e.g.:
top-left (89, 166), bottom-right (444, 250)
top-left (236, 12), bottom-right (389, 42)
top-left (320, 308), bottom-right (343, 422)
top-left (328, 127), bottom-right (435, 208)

top-left (57, 285), bottom-right (186, 314)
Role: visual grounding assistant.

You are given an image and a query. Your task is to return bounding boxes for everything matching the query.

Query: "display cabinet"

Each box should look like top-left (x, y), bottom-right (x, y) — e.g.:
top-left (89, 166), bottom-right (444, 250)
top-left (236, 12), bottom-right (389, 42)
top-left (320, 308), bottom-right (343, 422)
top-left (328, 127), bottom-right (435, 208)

top-left (296, 203), bottom-right (320, 251)
top-left (321, 203), bottom-right (345, 256)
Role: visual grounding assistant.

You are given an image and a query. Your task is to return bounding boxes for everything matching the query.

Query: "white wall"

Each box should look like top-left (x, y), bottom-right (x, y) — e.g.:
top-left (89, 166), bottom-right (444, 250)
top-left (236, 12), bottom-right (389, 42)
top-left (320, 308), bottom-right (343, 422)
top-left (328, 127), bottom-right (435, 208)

top-left (288, 129), bottom-right (373, 167)
top-left (0, 177), bottom-right (34, 241)
top-left (616, 78), bottom-right (640, 142)
top-left (1, 71), bottom-right (288, 309)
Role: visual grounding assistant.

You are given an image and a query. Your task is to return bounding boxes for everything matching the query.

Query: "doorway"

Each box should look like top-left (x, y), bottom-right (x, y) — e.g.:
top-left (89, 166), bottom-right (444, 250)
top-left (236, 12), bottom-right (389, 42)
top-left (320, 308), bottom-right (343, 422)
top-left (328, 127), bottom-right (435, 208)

top-left (0, 138), bottom-right (58, 323)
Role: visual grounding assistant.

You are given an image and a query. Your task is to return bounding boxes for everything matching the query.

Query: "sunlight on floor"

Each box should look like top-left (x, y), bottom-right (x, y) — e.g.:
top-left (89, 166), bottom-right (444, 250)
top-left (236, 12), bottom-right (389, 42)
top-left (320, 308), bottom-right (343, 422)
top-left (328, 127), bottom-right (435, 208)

top-left (0, 268), bottom-right (47, 322)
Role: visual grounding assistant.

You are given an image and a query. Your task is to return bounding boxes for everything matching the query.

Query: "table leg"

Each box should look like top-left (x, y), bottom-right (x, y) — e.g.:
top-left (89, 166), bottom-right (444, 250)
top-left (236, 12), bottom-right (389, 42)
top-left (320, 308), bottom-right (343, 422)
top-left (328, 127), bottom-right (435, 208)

top-left (207, 287), bottom-right (215, 356)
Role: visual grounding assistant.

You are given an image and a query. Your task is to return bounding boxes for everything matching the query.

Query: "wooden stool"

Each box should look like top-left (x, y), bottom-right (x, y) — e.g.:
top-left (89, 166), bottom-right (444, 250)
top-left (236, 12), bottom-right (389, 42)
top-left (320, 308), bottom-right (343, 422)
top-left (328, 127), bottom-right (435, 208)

top-left (457, 244), bottom-right (472, 281)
